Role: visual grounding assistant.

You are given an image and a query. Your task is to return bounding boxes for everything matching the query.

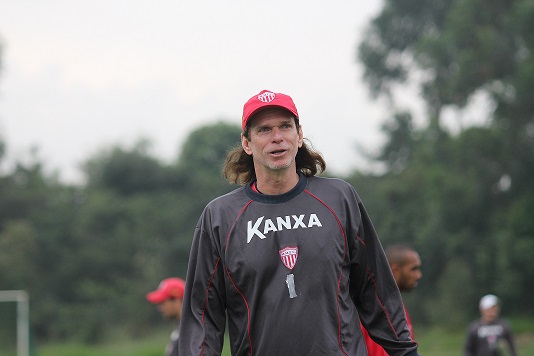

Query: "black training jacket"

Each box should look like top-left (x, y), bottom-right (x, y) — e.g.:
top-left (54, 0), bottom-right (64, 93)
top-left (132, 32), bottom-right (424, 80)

top-left (179, 174), bottom-right (419, 356)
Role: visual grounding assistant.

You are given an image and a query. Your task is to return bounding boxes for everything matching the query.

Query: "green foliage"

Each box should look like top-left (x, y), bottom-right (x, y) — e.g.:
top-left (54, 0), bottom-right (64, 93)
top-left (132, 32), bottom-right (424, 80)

top-left (83, 139), bottom-right (181, 195)
top-left (0, 121), bottom-right (241, 343)
top-left (348, 121), bottom-right (534, 324)
top-left (355, 0), bottom-right (534, 325)
top-left (376, 111), bottom-right (417, 172)
top-left (424, 260), bottom-right (474, 328)
top-left (358, 0), bottom-right (455, 99)
top-left (359, 0), bottom-right (534, 132)
top-left (177, 121), bottom-right (241, 192)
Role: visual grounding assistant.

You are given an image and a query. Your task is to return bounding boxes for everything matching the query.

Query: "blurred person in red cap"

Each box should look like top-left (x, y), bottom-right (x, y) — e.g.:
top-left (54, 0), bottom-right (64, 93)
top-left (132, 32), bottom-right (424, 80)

top-left (178, 90), bottom-right (420, 356)
top-left (361, 244), bottom-right (423, 355)
top-left (147, 277), bottom-right (185, 356)
top-left (464, 294), bottom-right (517, 356)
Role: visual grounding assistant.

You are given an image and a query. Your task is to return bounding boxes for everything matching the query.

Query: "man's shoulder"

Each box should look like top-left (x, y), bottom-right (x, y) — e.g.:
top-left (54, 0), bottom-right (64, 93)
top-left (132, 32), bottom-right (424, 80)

top-left (207, 186), bottom-right (247, 206)
top-left (467, 319), bottom-right (483, 332)
top-left (307, 175), bottom-right (360, 199)
top-left (307, 175), bottom-right (353, 190)
top-left (496, 318), bottom-right (513, 328)
top-left (198, 187), bottom-right (249, 220)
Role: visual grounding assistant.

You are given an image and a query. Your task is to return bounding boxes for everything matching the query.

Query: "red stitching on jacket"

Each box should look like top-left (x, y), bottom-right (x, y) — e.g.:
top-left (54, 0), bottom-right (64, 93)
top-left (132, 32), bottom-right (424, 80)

top-left (222, 199), bottom-right (254, 355)
top-left (225, 200), bottom-right (253, 252)
top-left (200, 257), bottom-right (221, 355)
top-left (305, 189), bottom-right (349, 356)
top-left (365, 266), bottom-right (400, 340)
top-left (226, 268), bottom-right (253, 356)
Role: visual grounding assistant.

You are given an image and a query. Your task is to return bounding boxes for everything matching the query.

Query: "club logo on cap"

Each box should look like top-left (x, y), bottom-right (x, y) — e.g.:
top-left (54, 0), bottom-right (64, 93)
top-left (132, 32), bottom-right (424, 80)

top-left (257, 91), bottom-right (276, 103)
top-left (279, 246), bottom-right (298, 270)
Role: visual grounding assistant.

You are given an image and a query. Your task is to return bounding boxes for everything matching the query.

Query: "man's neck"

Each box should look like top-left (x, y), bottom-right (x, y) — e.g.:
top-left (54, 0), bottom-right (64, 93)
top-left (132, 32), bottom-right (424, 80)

top-left (481, 316), bottom-right (498, 324)
top-left (255, 171), bottom-right (300, 195)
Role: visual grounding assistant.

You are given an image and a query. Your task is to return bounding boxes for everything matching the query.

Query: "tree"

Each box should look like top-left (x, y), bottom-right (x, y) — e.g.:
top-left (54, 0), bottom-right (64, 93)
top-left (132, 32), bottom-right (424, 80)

top-left (174, 121), bottom-right (241, 235)
top-left (177, 120), bottom-right (241, 192)
top-left (83, 139), bottom-right (179, 195)
top-left (0, 119), bottom-right (243, 343)
top-left (355, 0), bottom-right (534, 321)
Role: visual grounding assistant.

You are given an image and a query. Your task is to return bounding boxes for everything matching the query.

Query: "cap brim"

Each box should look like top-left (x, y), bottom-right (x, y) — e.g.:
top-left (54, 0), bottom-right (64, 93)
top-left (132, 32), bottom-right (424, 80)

top-left (244, 105), bottom-right (299, 129)
top-left (146, 291), bottom-right (167, 304)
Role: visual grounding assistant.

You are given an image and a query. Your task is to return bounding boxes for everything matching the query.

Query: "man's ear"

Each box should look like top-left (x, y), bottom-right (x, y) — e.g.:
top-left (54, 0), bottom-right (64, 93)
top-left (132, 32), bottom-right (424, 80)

top-left (390, 263), bottom-right (401, 278)
top-left (242, 133), bottom-right (253, 155)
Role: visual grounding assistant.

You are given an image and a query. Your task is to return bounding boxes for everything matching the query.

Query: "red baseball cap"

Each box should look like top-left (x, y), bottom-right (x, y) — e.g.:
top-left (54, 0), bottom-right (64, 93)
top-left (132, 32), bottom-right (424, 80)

top-left (146, 277), bottom-right (185, 304)
top-left (241, 90), bottom-right (299, 131)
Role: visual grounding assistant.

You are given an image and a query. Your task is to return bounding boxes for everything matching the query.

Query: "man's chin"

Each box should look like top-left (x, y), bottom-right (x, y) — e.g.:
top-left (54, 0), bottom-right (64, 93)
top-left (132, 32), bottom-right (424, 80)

top-left (268, 161), bottom-right (293, 171)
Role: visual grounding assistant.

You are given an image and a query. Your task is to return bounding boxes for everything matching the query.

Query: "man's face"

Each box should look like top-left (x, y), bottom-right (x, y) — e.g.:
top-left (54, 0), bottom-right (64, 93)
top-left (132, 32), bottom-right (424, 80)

top-left (392, 251), bottom-right (422, 292)
top-left (157, 298), bottom-right (183, 320)
top-left (242, 108), bottom-right (303, 177)
top-left (480, 305), bottom-right (499, 323)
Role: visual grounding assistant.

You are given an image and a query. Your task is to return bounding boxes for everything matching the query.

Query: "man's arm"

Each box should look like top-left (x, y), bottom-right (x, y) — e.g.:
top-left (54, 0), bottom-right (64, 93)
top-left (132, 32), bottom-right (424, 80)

top-left (463, 324), bottom-right (477, 356)
top-left (351, 201), bottom-right (419, 356)
top-left (503, 320), bottom-right (518, 356)
top-left (179, 221), bottom-right (227, 356)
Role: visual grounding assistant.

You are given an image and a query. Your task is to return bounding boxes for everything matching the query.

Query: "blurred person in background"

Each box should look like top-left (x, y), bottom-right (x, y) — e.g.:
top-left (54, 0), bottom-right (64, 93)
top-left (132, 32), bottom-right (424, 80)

top-left (464, 294), bottom-right (517, 356)
top-left (147, 277), bottom-right (186, 356)
top-left (362, 244), bottom-right (423, 355)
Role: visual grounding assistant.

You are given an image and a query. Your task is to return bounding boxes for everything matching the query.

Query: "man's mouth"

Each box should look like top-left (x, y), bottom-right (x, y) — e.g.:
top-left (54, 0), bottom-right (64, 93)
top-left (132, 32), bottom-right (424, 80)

top-left (270, 149), bottom-right (286, 156)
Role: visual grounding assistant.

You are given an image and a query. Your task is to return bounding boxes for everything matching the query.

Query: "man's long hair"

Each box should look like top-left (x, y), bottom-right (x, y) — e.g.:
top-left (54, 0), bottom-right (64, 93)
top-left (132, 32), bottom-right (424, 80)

top-left (223, 120), bottom-right (326, 185)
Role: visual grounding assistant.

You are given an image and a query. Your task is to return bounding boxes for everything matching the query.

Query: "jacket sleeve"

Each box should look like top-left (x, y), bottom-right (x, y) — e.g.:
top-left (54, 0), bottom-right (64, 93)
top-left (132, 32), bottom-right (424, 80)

top-left (463, 323), bottom-right (477, 356)
top-left (178, 210), bottom-right (227, 356)
top-left (350, 200), bottom-right (420, 356)
top-left (503, 320), bottom-right (518, 356)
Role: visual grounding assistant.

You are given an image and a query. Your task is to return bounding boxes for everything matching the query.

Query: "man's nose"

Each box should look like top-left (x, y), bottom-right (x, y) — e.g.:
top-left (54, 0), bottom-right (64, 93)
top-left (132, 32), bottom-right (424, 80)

top-left (271, 127), bottom-right (283, 140)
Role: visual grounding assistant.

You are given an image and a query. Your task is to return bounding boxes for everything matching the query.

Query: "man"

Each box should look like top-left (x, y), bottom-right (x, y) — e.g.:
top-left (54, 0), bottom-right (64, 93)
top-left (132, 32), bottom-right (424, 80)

top-left (147, 277), bottom-right (186, 356)
top-left (178, 89), bottom-right (420, 355)
top-left (362, 244), bottom-right (422, 355)
top-left (464, 294), bottom-right (517, 356)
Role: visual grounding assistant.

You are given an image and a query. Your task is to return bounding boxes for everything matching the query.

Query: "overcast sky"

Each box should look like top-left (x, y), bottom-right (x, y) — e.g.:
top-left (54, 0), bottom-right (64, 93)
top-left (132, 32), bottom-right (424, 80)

top-left (0, 1), bottom-right (388, 184)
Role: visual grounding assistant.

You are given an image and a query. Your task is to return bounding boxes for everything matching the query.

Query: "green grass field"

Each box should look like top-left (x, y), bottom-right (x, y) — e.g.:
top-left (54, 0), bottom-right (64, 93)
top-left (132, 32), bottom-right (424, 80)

top-left (416, 327), bottom-right (534, 356)
top-left (11, 324), bottom-right (534, 356)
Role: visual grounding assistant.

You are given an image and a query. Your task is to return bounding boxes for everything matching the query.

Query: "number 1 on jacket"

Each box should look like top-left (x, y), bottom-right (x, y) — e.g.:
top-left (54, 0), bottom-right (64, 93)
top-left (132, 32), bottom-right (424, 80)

top-left (286, 274), bottom-right (297, 298)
